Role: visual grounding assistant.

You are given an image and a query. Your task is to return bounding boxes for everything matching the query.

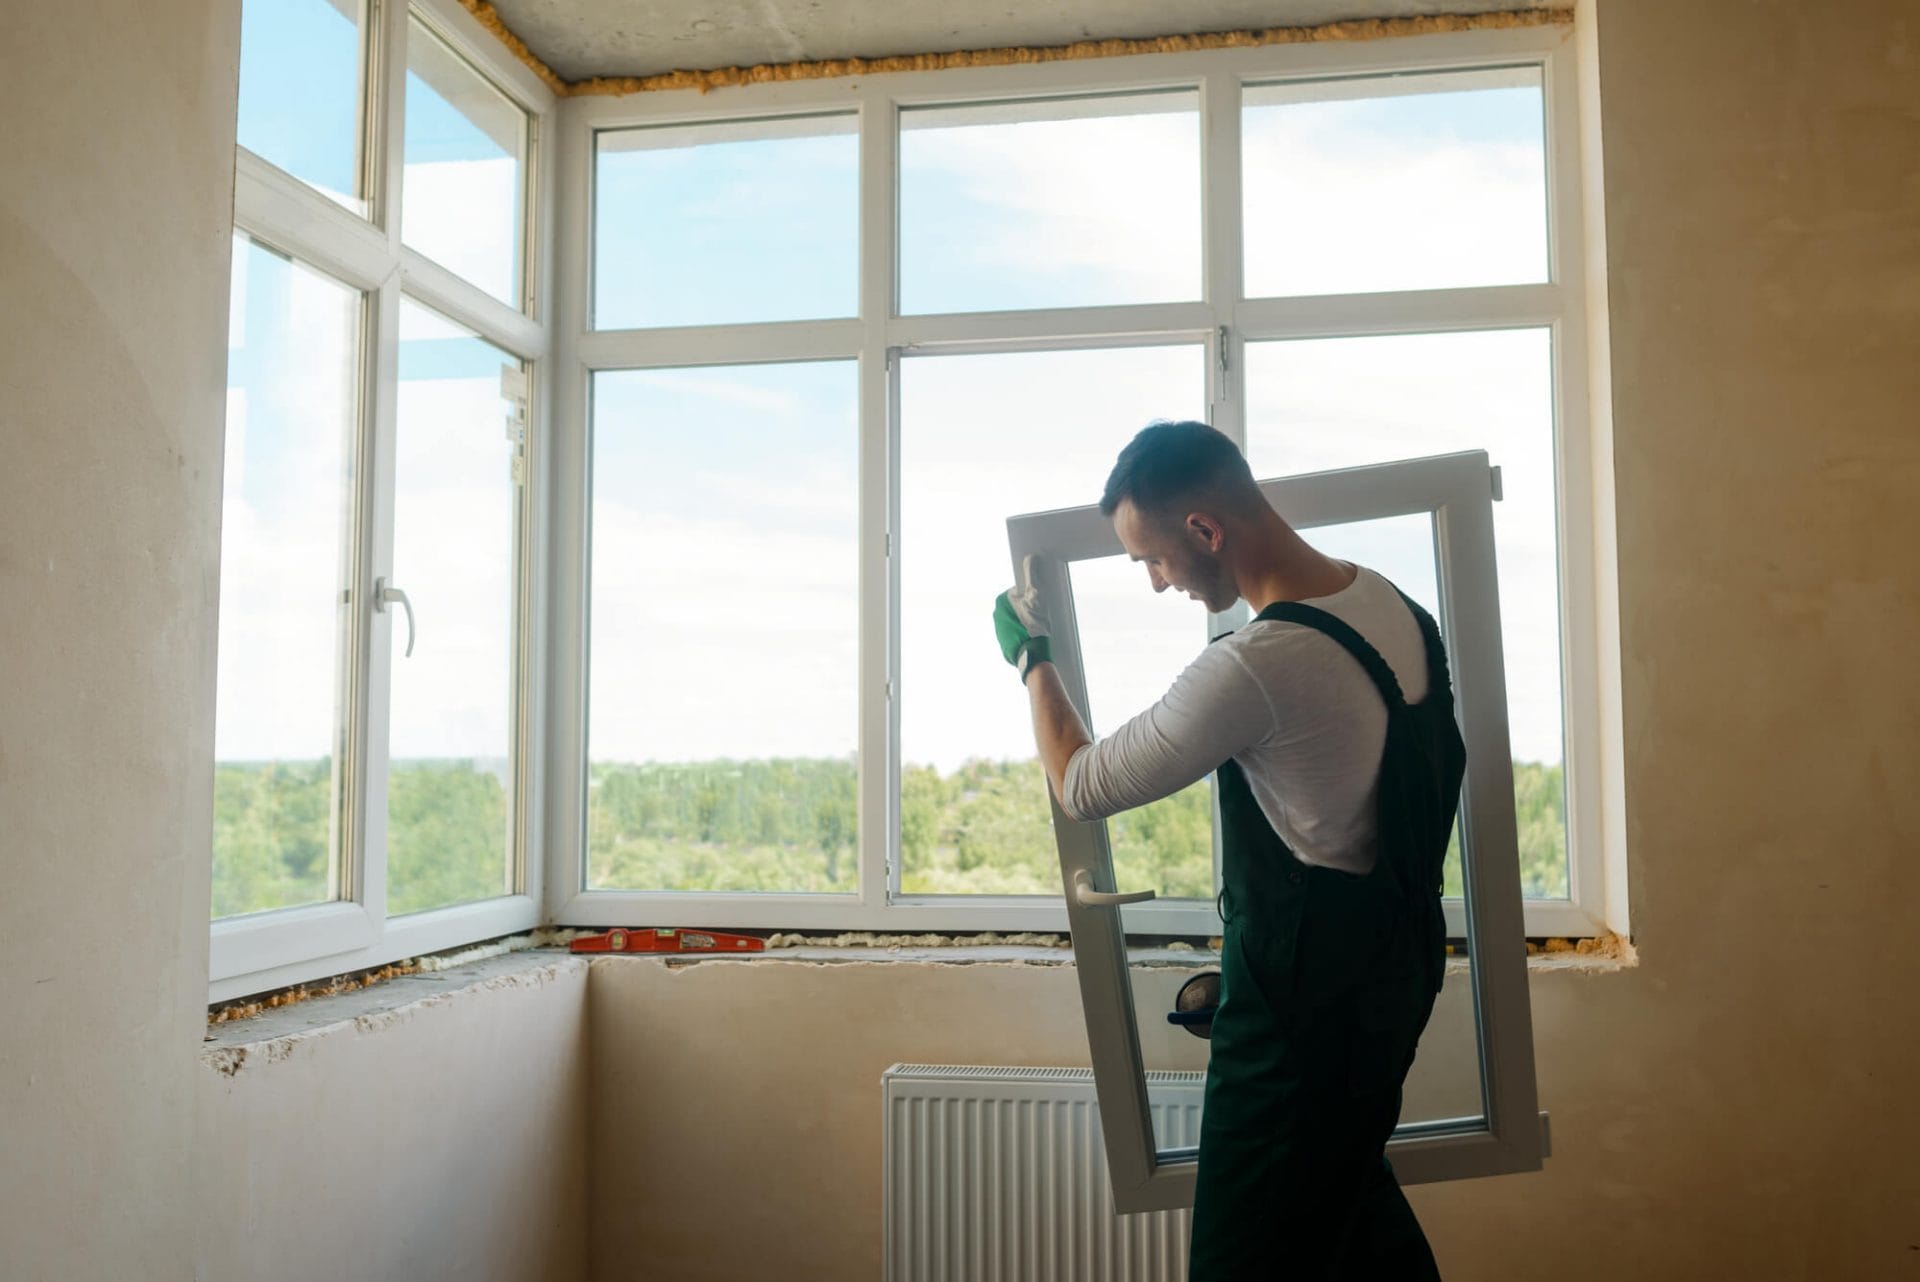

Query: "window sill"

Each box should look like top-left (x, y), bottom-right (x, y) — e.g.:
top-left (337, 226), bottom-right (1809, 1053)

top-left (201, 951), bottom-right (589, 1071)
top-left (203, 932), bottom-right (1637, 1067)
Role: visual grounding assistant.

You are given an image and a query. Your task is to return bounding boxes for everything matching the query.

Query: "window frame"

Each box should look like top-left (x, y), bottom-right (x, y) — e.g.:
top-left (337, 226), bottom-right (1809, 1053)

top-left (1016, 450), bottom-right (1546, 1211)
top-left (211, 0), bottom-right (558, 1003)
top-left (545, 20), bottom-right (1621, 939)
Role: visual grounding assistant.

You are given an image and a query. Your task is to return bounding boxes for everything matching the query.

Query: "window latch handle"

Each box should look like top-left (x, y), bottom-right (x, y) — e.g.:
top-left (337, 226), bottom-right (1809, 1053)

top-left (1072, 869), bottom-right (1156, 908)
top-left (375, 576), bottom-right (416, 658)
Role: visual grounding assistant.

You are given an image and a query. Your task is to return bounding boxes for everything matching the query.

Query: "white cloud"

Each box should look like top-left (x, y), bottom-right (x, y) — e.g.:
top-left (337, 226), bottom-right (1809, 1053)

top-left (587, 501), bottom-right (859, 763)
top-left (402, 157), bottom-right (518, 303)
top-left (910, 113), bottom-right (1203, 300)
top-left (1241, 107), bottom-right (1547, 295)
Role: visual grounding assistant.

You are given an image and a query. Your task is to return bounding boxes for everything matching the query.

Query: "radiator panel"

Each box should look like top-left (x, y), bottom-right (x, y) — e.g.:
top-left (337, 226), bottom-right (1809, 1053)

top-left (883, 1065), bottom-right (1205, 1282)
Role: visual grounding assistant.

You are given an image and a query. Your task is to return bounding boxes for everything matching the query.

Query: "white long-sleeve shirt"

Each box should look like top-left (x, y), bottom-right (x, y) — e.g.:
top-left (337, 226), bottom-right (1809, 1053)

top-left (1058, 566), bottom-right (1431, 875)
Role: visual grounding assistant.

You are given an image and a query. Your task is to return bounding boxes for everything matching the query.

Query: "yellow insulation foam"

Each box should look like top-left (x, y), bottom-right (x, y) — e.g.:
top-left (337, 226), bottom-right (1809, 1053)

top-left (457, 6), bottom-right (1571, 98)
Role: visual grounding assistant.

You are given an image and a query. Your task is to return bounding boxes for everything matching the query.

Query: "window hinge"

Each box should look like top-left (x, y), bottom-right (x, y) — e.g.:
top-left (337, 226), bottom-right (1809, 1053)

top-left (884, 532), bottom-right (891, 556)
top-left (1490, 465), bottom-right (1504, 502)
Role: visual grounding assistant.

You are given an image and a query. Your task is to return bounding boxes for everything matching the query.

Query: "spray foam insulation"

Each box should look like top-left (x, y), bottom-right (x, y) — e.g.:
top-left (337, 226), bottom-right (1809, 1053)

top-left (456, 3), bottom-right (1572, 98)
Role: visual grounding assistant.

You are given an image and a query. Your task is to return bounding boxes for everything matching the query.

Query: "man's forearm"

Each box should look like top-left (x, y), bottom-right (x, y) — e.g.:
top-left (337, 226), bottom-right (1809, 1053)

top-left (1025, 662), bottom-right (1092, 815)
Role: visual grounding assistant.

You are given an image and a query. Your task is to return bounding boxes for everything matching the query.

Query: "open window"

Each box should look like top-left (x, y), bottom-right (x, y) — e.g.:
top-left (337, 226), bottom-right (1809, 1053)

top-left (1007, 450), bottom-right (1545, 1213)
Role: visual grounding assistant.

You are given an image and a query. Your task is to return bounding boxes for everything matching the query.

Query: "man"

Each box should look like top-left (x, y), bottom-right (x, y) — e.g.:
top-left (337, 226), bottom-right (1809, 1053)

top-left (992, 421), bottom-right (1465, 1280)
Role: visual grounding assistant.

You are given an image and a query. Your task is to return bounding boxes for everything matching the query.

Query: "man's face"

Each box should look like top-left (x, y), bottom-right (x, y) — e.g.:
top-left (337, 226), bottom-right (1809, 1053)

top-left (1112, 499), bottom-right (1238, 613)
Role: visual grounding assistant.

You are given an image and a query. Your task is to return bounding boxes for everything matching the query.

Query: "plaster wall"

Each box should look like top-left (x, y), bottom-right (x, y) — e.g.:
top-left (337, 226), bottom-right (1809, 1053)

top-left (588, 1), bottom-right (1920, 1278)
top-left (0, 0), bottom-right (239, 1276)
top-left (1410, 0), bottom-right (1920, 1274)
top-left (588, 957), bottom-right (1481, 1280)
top-left (194, 962), bottom-right (591, 1282)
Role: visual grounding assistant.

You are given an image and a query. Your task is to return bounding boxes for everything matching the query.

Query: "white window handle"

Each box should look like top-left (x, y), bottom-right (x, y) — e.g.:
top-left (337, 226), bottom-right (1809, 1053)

top-left (375, 576), bottom-right (415, 658)
top-left (1072, 869), bottom-right (1156, 908)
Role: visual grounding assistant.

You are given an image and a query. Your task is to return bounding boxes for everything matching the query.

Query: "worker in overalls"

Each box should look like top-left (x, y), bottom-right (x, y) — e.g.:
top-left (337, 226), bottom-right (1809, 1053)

top-left (994, 420), bottom-right (1464, 1280)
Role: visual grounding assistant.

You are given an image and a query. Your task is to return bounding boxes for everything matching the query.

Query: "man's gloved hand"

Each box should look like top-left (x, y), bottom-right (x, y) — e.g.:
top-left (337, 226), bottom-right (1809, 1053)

top-left (993, 555), bottom-right (1054, 684)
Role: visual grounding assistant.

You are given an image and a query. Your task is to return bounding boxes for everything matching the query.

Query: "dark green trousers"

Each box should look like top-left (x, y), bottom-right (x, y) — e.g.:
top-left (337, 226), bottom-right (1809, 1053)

top-left (1187, 885), bottom-right (1442, 1281)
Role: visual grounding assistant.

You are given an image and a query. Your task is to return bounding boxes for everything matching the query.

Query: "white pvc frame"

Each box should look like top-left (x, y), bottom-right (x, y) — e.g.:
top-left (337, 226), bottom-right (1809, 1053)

top-left (210, 0), bottom-right (557, 1003)
top-left (546, 20), bottom-right (1620, 939)
top-left (1014, 451), bottom-right (1546, 1213)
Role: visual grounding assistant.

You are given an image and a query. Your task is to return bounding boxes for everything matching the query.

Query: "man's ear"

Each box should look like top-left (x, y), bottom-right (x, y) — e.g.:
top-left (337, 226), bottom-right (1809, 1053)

top-left (1184, 511), bottom-right (1224, 553)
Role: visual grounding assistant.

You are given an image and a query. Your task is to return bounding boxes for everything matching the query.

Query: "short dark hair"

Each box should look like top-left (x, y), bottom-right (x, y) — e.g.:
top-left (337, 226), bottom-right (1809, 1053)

top-left (1098, 420), bottom-right (1259, 519)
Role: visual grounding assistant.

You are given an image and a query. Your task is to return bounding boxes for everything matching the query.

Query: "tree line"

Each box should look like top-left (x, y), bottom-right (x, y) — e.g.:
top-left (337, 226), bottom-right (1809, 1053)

top-left (213, 755), bottom-right (1568, 918)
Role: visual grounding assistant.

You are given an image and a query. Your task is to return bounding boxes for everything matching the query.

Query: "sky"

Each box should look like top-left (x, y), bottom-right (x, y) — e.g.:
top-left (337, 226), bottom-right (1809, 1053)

top-left (223, 0), bottom-right (1563, 782)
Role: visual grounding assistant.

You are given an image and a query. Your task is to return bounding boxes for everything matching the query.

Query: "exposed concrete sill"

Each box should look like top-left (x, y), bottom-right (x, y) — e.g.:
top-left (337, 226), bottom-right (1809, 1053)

top-left (640, 944), bottom-right (1212, 968)
top-left (201, 952), bottom-right (588, 1072)
top-left (598, 942), bottom-right (1634, 974)
top-left (1523, 946), bottom-right (1636, 974)
top-left (203, 938), bottom-right (1633, 1069)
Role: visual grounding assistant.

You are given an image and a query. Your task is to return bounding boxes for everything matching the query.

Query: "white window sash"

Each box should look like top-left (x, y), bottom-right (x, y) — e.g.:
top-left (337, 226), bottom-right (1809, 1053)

top-left (211, 0), bottom-right (555, 1002)
top-left (1009, 450), bottom-right (1545, 1212)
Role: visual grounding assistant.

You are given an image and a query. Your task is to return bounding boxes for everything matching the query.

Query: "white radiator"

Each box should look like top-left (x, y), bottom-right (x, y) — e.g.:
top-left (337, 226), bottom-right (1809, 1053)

top-left (883, 1064), bottom-right (1205, 1282)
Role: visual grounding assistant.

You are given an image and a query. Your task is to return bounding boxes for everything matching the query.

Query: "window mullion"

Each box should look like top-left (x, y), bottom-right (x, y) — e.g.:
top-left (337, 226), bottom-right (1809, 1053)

top-left (353, 273), bottom-right (404, 924)
top-left (372, 0), bottom-right (408, 245)
top-left (857, 87), bottom-right (899, 914)
top-left (1200, 68), bottom-right (1245, 447)
top-left (543, 97), bottom-right (592, 924)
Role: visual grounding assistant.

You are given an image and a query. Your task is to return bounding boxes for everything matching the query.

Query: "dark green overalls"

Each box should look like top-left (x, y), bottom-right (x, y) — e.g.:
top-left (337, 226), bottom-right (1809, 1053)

top-left (1188, 591), bottom-right (1466, 1282)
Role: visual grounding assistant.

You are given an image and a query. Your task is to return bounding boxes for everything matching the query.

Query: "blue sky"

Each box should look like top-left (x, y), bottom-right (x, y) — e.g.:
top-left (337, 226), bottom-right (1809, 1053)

top-left (225, 4), bottom-right (1563, 782)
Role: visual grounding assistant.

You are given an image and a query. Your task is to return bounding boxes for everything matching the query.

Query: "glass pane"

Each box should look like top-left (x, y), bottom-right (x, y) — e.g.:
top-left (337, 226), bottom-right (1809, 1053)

top-left (1243, 68), bottom-right (1547, 298)
top-left (1246, 328), bottom-right (1567, 898)
top-left (898, 347), bottom-right (1205, 894)
top-left (1398, 955), bottom-right (1486, 1127)
top-left (588, 363), bottom-right (858, 892)
top-left (403, 18), bottom-right (526, 307)
top-left (385, 300), bottom-right (521, 915)
top-left (595, 116), bottom-right (858, 329)
top-left (1067, 555), bottom-right (1214, 901)
top-left (900, 92), bottom-right (1202, 314)
top-left (212, 235), bottom-right (360, 919)
top-left (1136, 961), bottom-right (1490, 1154)
top-left (237, 0), bottom-right (366, 213)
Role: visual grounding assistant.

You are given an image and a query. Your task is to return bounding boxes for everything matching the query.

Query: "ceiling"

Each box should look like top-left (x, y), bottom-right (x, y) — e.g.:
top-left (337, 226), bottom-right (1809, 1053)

top-left (484, 0), bottom-right (1552, 83)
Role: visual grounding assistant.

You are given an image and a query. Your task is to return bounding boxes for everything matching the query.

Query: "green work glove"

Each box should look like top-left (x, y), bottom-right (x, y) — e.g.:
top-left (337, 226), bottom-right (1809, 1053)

top-left (993, 555), bottom-right (1054, 684)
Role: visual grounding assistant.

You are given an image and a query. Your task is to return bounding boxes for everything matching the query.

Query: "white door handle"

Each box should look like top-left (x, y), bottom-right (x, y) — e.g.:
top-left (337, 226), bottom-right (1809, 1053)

top-left (375, 576), bottom-right (416, 658)
top-left (1072, 869), bottom-right (1156, 908)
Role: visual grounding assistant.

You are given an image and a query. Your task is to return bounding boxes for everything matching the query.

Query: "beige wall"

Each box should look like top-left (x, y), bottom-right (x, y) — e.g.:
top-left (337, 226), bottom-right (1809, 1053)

top-left (588, 959), bottom-right (1199, 1280)
top-left (1411, 0), bottom-right (1919, 1276)
top-left (588, 2), bottom-right (1920, 1279)
top-left (588, 957), bottom-right (1481, 1281)
top-left (0, 0), bottom-right (238, 1276)
top-left (196, 964), bottom-right (591, 1282)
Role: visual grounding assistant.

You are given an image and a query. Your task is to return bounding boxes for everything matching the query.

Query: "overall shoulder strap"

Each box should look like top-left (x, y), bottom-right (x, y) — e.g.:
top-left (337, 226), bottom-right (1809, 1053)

top-left (1256, 600), bottom-right (1406, 710)
top-left (1393, 589), bottom-right (1456, 711)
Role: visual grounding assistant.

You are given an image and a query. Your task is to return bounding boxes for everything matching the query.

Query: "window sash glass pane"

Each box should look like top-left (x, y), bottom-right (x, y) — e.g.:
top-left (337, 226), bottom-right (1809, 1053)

top-left (1245, 329), bottom-right (1568, 898)
top-left (1242, 67), bottom-right (1548, 298)
top-left (897, 346), bottom-right (1206, 895)
top-left (594, 115), bottom-right (859, 330)
top-left (384, 298), bottom-right (522, 916)
top-left (899, 91), bottom-right (1203, 315)
top-left (403, 18), bottom-right (527, 307)
top-left (587, 362), bottom-right (860, 893)
top-left (1066, 554), bottom-right (1215, 901)
top-left (237, 0), bottom-right (368, 213)
top-left (212, 234), bottom-right (361, 920)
